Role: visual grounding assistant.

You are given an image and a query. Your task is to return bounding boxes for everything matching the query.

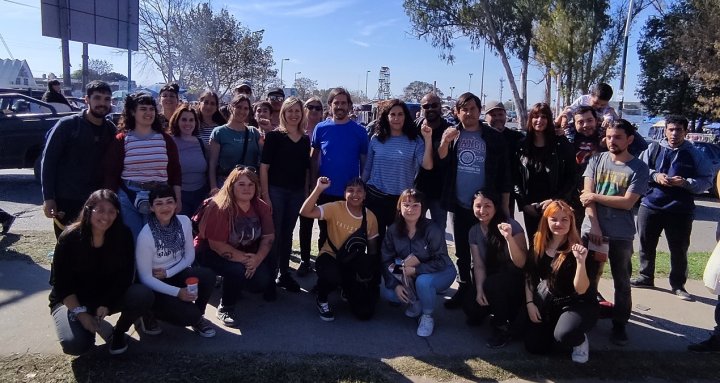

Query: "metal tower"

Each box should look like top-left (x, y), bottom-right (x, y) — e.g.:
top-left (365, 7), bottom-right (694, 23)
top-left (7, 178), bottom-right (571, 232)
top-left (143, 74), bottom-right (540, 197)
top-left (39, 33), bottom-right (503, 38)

top-left (377, 66), bottom-right (391, 100)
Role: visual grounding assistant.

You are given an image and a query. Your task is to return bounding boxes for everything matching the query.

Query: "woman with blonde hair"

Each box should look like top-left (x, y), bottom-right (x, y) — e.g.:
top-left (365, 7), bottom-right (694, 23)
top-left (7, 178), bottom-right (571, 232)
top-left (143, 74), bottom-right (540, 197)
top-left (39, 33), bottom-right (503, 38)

top-left (196, 167), bottom-right (275, 327)
top-left (524, 200), bottom-right (598, 363)
top-left (260, 96), bottom-right (310, 295)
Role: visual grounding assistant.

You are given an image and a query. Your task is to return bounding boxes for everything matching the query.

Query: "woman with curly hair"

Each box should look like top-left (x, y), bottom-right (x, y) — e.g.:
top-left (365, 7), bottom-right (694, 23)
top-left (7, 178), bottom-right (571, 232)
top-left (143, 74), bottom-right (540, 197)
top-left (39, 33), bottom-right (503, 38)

top-left (362, 99), bottom-right (433, 243)
top-left (104, 92), bottom-right (182, 240)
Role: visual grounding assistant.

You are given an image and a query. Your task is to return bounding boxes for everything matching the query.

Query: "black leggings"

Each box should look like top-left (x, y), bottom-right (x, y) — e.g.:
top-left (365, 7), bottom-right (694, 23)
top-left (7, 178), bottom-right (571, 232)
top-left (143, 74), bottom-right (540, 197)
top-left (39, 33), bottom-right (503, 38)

top-left (464, 268), bottom-right (524, 327)
top-left (524, 300), bottom-right (598, 354)
top-left (315, 252), bottom-right (379, 320)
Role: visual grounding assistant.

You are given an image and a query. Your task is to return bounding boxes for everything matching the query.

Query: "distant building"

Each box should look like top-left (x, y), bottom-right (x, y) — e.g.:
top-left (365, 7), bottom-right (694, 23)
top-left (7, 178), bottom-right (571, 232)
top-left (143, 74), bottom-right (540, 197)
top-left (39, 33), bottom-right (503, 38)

top-left (0, 59), bottom-right (41, 90)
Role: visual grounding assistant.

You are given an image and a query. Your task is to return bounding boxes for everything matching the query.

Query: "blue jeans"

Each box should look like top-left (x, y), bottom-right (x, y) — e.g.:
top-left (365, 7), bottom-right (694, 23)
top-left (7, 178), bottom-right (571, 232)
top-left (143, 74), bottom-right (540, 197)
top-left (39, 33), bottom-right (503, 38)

top-left (608, 238), bottom-right (633, 324)
top-left (381, 264), bottom-right (456, 315)
top-left (119, 186), bottom-right (149, 240)
top-left (268, 185), bottom-right (305, 275)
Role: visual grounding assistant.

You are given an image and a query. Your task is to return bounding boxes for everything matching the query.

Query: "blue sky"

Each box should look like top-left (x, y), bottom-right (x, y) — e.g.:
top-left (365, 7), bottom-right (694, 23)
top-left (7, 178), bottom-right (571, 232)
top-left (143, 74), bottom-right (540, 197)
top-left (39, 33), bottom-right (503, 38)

top-left (1, 0), bottom-right (653, 103)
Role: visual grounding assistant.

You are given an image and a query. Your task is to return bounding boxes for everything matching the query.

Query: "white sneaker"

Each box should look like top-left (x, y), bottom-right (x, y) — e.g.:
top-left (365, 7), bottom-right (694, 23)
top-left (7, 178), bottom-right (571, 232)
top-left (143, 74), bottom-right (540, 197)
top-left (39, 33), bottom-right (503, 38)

top-left (404, 300), bottom-right (421, 318)
top-left (416, 314), bottom-right (434, 337)
top-left (571, 334), bottom-right (589, 363)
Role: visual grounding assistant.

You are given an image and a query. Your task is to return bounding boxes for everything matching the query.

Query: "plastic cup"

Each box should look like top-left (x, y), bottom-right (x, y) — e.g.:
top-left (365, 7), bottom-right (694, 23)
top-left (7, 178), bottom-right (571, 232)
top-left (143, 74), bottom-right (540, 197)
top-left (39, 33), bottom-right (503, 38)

top-left (186, 277), bottom-right (199, 296)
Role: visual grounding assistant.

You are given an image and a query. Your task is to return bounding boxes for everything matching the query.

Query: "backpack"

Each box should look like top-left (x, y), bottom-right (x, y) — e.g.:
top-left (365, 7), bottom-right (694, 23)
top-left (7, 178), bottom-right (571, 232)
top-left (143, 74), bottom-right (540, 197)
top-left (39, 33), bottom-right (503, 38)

top-left (191, 197), bottom-right (213, 237)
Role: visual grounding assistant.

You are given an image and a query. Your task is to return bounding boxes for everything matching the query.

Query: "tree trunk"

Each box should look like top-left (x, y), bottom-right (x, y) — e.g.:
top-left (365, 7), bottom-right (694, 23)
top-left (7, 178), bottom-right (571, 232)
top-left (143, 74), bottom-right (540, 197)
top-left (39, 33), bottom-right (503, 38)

top-left (544, 63), bottom-right (552, 104)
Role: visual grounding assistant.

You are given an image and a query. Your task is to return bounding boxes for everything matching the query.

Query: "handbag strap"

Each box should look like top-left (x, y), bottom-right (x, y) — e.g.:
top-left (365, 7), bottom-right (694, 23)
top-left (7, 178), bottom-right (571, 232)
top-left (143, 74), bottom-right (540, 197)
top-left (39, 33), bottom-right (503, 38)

top-left (327, 207), bottom-right (367, 254)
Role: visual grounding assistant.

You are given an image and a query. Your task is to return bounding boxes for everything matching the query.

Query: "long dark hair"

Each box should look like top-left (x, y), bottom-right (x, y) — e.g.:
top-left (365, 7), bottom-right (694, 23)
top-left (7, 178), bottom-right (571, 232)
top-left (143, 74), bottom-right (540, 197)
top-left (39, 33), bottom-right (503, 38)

top-left (118, 92), bottom-right (163, 133)
top-left (394, 188), bottom-right (425, 237)
top-left (473, 190), bottom-right (508, 259)
top-left (375, 99), bottom-right (417, 142)
top-left (196, 90), bottom-right (227, 126)
top-left (524, 103), bottom-right (556, 150)
top-left (63, 189), bottom-right (125, 246)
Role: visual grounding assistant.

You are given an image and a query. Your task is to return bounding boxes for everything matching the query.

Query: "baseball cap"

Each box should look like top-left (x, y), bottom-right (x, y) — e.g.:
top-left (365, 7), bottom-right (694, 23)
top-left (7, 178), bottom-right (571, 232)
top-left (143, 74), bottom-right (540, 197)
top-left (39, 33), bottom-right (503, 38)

top-left (485, 100), bottom-right (505, 114)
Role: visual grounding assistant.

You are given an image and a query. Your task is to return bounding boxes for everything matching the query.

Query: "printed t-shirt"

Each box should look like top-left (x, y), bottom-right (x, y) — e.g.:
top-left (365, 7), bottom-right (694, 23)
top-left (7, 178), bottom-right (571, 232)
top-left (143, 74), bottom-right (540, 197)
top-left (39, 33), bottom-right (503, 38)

top-left (455, 129), bottom-right (486, 209)
top-left (319, 201), bottom-right (379, 257)
top-left (202, 199), bottom-right (274, 253)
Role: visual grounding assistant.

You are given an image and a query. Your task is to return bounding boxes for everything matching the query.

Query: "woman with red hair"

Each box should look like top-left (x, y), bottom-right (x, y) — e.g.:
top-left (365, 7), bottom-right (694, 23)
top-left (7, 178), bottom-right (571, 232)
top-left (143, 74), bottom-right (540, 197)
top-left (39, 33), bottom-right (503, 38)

top-left (524, 200), bottom-right (599, 363)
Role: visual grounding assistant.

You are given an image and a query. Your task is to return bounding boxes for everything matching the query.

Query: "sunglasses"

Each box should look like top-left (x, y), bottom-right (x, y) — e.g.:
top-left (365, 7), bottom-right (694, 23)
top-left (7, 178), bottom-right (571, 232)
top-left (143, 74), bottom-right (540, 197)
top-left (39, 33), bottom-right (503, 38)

top-left (306, 105), bottom-right (322, 112)
top-left (421, 103), bottom-right (440, 110)
top-left (234, 165), bottom-right (257, 173)
top-left (269, 95), bottom-right (284, 102)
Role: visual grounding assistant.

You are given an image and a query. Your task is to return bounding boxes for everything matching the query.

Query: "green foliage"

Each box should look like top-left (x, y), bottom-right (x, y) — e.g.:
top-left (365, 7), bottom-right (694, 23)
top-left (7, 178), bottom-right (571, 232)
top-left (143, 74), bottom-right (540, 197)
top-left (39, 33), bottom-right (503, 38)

top-left (402, 81), bottom-right (443, 102)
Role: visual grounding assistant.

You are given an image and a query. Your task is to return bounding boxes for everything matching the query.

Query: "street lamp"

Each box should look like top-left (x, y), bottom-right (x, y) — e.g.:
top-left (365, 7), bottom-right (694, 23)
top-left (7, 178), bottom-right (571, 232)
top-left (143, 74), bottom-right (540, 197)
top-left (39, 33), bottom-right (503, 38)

top-left (449, 86), bottom-right (455, 99)
top-left (365, 70), bottom-right (371, 101)
top-left (280, 58), bottom-right (289, 87)
top-left (294, 72), bottom-right (301, 84)
top-left (468, 73), bottom-right (473, 91)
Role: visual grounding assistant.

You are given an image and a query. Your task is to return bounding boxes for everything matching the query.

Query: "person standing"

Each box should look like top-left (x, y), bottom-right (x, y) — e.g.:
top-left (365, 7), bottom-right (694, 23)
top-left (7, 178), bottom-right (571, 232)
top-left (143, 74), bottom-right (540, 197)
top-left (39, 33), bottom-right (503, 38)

top-left (42, 80), bottom-right (116, 238)
top-left (414, 93), bottom-right (451, 230)
top-left (158, 83), bottom-right (180, 130)
top-left (580, 119), bottom-right (649, 346)
top-left (260, 97), bottom-right (310, 294)
top-left (42, 79), bottom-right (71, 108)
top-left (310, 88), bottom-right (369, 250)
top-left (169, 106), bottom-right (209, 217)
top-left (196, 91), bottom-right (226, 144)
top-left (437, 92), bottom-right (512, 309)
top-left (632, 115), bottom-right (712, 300)
top-left (484, 100), bottom-right (523, 214)
top-left (266, 88), bottom-right (285, 128)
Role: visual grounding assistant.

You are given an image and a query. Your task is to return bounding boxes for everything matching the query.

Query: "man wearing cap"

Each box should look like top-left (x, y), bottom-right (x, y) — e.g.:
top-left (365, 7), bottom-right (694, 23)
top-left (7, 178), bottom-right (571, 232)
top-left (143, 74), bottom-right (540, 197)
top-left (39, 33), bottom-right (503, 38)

top-left (485, 100), bottom-right (522, 214)
top-left (266, 88), bottom-right (285, 128)
top-left (234, 83), bottom-right (253, 98)
top-left (414, 92), bottom-right (450, 230)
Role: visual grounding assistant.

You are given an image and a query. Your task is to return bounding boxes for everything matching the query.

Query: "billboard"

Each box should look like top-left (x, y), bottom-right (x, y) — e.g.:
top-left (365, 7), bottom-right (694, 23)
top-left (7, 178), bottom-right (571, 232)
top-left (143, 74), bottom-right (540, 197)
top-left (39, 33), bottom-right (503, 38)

top-left (40, 0), bottom-right (139, 51)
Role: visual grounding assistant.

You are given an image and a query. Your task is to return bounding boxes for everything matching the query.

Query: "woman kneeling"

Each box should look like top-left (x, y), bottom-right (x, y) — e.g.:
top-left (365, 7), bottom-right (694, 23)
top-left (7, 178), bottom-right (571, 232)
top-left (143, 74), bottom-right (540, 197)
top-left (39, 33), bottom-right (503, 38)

top-left (135, 185), bottom-right (217, 337)
top-left (525, 200), bottom-right (599, 363)
top-left (380, 189), bottom-right (456, 337)
top-left (196, 167), bottom-right (274, 328)
top-left (49, 189), bottom-right (154, 355)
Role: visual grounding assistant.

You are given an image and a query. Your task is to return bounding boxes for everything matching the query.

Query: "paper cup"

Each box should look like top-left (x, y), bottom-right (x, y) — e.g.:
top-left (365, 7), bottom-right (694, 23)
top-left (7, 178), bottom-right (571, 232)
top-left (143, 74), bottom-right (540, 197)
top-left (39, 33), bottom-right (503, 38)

top-left (186, 277), bottom-right (199, 296)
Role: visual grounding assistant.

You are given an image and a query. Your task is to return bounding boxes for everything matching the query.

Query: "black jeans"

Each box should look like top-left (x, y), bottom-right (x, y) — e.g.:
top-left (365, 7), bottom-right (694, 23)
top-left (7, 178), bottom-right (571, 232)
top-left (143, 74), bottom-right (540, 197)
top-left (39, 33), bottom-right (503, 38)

top-left (198, 245), bottom-right (273, 308)
top-left (299, 215), bottom-right (315, 263)
top-left (150, 267), bottom-right (216, 326)
top-left (525, 299), bottom-right (598, 354)
top-left (315, 252), bottom-right (379, 320)
top-left (364, 185), bottom-right (399, 246)
top-left (452, 206), bottom-right (476, 283)
top-left (464, 268), bottom-right (524, 328)
top-left (637, 205), bottom-right (693, 289)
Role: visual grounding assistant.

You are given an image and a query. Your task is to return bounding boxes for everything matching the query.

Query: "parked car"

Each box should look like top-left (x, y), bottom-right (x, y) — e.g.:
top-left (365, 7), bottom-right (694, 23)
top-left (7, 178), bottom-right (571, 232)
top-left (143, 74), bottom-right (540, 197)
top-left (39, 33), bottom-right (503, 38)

top-left (0, 93), bottom-right (76, 181)
top-left (691, 141), bottom-right (720, 197)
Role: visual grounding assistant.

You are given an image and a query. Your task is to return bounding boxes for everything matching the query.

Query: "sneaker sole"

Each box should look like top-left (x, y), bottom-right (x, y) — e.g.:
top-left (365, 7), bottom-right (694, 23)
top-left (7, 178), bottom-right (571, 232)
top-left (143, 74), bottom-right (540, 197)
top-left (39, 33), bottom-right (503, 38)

top-left (137, 319), bottom-right (163, 335)
top-left (319, 315), bottom-right (335, 322)
top-left (193, 328), bottom-right (217, 338)
top-left (109, 345), bottom-right (128, 355)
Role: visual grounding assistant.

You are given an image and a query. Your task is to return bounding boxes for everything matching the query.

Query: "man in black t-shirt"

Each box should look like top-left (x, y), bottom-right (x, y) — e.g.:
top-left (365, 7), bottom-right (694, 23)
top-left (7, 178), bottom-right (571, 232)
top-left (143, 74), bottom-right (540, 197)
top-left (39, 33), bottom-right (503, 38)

top-left (484, 100), bottom-right (523, 214)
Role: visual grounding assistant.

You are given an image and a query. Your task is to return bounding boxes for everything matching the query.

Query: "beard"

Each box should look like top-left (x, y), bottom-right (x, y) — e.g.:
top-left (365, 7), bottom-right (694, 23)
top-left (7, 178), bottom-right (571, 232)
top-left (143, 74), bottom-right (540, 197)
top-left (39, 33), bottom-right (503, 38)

top-left (89, 106), bottom-right (109, 119)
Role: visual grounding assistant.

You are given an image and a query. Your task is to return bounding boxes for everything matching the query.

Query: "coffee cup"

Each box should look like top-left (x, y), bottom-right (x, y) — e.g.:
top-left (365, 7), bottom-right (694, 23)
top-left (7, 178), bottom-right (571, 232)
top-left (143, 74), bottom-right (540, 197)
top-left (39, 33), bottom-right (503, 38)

top-left (186, 277), bottom-right (199, 296)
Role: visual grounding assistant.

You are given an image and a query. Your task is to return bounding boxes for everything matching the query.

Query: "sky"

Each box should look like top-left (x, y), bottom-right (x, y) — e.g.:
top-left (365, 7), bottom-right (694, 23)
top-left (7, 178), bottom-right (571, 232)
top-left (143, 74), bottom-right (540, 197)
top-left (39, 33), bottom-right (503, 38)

top-left (1, 0), bottom-right (656, 104)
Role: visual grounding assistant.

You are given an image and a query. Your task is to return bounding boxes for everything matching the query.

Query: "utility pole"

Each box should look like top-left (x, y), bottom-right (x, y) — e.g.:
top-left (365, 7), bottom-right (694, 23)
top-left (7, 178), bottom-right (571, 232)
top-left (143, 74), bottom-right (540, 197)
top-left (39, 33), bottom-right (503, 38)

top-left (468, 73), bottom-right (473, 91)
top-left (449, 86), bottom-right (455, 99)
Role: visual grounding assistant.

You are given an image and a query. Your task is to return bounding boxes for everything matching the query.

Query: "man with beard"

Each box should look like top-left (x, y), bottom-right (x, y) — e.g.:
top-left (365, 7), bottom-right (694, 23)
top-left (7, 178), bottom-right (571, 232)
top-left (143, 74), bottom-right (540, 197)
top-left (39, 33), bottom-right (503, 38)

top-left (580, 119), bottom-right (649, 346)
top-left (311, 87), bottom-right (369, 249)
top-left (484, 100), bottom-right (523, 214)
top-left (414, 93), bottom-right (450, 230)
top-left (41, 81), bottom-right (117, 238)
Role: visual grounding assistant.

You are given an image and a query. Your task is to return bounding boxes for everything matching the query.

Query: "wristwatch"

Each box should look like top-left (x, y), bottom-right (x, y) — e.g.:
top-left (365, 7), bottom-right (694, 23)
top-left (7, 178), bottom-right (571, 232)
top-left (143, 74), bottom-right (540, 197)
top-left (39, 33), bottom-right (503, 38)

top-left (68, 306), bottom-right (87, 321)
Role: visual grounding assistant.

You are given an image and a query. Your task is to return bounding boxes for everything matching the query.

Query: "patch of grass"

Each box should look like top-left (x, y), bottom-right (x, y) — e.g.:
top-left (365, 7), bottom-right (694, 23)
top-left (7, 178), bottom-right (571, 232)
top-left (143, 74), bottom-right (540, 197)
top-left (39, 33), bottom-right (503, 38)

top-left (0, 230), bottom-right (55, 265)
top-left (631, 251), bottom-right (710, 280)
top-left (1, 351), bottom-right (719, 382)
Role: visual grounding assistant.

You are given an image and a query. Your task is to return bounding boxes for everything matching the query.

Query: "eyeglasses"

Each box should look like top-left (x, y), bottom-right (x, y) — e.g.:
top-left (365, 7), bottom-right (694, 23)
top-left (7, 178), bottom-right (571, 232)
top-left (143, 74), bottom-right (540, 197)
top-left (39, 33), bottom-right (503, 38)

top-left (269, 95), bottom-right (284, 102)
top-left (401, 202), bottom-right (422, 210)
top-left (306, 105), bottom-right (322, 112)
top-left (421, 103), bottom-right (440, 110)
top-left (234, 165), bottom-right (257, 173)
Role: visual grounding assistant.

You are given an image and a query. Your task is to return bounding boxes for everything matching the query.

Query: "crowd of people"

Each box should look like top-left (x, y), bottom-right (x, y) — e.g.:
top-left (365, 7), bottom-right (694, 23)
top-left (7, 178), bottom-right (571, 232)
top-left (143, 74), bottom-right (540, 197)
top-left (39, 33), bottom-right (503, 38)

top-left (34, 79), bottom-right (719, 360)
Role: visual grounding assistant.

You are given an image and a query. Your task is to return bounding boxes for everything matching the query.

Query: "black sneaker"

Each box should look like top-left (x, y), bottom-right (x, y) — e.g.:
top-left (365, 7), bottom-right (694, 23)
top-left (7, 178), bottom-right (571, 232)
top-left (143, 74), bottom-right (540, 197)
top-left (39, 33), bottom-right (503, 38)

top-left (610, 323), bottom-right (629, 346)
top-left (109, 330), bottom-right (128, 355)
top-left (137, 315), bottom-right (162, 335)
top-left (276, 273), bottom-right (301, 293)
top-left (296, 261), bottom-right (312, 277)
top-left (688, 335), bottom-right (720, 352)
top-left (672, 288), bottom-right (693, 301)
top-left (629, 277), bottom-right (654, 288)
top-left (486, 325), bottom-right (511, 348)
top-left (1, 215), bottom-right (15, 235)
top-left (443, 284), bottom-right (466, 310)
top-left (317, 298), bottom-right (335, 321)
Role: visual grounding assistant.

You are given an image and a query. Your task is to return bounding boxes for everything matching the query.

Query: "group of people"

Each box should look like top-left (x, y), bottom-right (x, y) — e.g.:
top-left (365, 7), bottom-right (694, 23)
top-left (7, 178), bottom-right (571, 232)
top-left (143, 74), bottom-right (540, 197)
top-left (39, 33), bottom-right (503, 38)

top-left (39, 79), bottom-right (718, 361)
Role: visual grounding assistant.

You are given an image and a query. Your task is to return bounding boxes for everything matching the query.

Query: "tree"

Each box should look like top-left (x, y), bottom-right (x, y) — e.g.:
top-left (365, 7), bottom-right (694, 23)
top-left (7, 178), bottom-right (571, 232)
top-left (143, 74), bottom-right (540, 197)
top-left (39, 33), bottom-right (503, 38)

top-left (637, 2), bottom-right (700, 118)
top-left (138, 0), bottom-right (194, 83)
top-left (404, 0), bottom-right (549, 128)
top-left (293, 77), bottom-right (318, 100)
top-left (71, 59), bottom-right (119, 81)
top-left (402, 81), bottom-right (443, 102)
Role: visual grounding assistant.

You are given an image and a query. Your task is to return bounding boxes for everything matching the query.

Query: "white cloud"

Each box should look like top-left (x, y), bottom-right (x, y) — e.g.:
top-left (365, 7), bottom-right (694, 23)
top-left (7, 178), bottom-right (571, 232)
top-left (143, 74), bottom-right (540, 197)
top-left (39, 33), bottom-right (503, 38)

top-left (359, 19), bottom-right (397, 36)
top-left (348, 39), bottom-right (370, 48)
top-left (239, 0), bottom-right (354, 18)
